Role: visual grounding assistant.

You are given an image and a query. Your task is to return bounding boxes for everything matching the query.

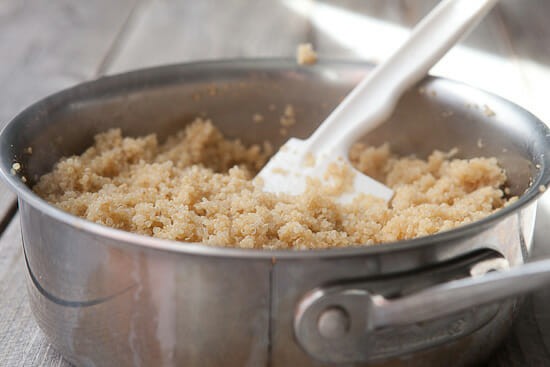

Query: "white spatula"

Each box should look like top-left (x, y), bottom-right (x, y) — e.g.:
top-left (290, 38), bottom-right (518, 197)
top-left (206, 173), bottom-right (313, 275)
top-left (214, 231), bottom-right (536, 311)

top-left (257, 0), bottom-right (499, 203)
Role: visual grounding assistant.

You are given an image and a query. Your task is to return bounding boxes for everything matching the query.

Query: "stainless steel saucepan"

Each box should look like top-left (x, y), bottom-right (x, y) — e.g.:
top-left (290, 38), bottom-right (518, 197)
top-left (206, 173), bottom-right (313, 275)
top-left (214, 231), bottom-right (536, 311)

top-left (1, 59), bottom-right (550, 366)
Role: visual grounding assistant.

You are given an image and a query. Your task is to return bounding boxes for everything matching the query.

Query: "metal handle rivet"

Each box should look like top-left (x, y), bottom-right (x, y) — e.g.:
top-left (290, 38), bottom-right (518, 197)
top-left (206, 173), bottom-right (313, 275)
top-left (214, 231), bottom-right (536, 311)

top-left (318, 306), bottom-right (350, 339)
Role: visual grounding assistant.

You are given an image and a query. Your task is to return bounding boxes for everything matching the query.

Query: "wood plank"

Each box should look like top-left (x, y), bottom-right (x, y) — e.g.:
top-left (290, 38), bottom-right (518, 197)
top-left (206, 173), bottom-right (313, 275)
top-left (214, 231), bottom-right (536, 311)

top-left (106, 0), bottom-right (312, 73)
top-left (0, 186), bottom-right (16, 231)
top-left (495, 0), bottom-right (550, 124)
top-left (0, 0), bottom-right (137, 125)
top-left (304, 0), bottom-right (530, 113)
top-left (404, 0), bottom-right (550, 127)
top-left (296, 0), bottom-right (413, 61)
top-left (0, 0), bottom-right (138, 228)
top-left (0, 216), bottom-right (71, 366)
top-left (400, 0), bottom-right (534, 121)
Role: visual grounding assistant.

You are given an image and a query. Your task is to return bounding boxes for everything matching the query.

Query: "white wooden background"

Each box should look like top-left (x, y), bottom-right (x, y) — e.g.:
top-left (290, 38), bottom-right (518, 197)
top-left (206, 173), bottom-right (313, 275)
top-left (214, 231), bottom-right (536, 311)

top-left (1, 0), bottom-right (550, 365)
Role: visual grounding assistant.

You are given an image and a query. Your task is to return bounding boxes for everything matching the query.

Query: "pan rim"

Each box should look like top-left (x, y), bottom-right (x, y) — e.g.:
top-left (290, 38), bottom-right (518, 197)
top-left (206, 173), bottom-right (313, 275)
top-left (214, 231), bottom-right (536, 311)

top-left (1, 58), bottom-right (549, 259)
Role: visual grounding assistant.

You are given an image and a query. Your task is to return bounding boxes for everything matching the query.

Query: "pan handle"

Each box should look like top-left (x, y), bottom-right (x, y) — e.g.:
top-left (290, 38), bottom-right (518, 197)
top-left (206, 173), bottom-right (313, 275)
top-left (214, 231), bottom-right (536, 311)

top-left (366, 257), bottom-right (550, 328)
top-left (294, 256), bottom-right (550, 363)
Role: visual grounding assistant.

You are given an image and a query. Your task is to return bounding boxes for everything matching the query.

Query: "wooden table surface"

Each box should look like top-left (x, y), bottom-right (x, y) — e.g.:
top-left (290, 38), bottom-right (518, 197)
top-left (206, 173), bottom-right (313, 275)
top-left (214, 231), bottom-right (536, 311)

top-left (1, 1), bottom-right (550, 365)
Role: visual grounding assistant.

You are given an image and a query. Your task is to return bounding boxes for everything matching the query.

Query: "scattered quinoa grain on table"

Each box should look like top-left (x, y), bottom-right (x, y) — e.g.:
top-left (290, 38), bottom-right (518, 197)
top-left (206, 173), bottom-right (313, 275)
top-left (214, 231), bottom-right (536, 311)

top-left (34, 119), bottom-right (513, 250)
top-left (296, 43), bottom-right (318, 65)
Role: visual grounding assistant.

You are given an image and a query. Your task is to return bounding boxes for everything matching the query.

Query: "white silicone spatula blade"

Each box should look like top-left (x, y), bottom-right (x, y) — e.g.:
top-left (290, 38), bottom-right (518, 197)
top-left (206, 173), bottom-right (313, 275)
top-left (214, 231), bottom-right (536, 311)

top-left (257, 0), bottom-right (499, 203)
top-left (258, 137), bottom-right (393, 203)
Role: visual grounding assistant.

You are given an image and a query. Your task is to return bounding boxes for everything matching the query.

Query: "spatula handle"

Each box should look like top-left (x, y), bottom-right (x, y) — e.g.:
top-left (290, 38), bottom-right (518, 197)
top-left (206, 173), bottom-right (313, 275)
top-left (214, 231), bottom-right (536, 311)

top-left (306, 0), bottom-right (499, 156)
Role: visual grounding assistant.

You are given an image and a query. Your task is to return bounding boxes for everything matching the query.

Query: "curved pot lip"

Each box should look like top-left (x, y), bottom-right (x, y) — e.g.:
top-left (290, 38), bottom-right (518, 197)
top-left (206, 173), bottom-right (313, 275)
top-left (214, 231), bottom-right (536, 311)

top-left (2, 58), bottom-right (550, 260)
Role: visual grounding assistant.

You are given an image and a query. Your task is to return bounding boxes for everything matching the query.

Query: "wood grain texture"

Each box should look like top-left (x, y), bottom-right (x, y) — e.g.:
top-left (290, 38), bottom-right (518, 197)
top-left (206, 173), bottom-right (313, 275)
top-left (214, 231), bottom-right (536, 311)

top-left (0, 0), bottom-right (138, 245)
top-left (0, 0), bottom-right (137, 125)
top-left (302, 0), bottom-right (444, 55)
top-left (106, 0), bottom-right (311, 74)
top-left (306, 0), bottom-right (532, 113)
top-left (300, 0), bottom-right (413, 61)
top-left (0, 186), bottom-right (16, 231)
top-left (403, 0), bottom-right (550, 126)
top-left (495, 0), bottom-right (550, 126)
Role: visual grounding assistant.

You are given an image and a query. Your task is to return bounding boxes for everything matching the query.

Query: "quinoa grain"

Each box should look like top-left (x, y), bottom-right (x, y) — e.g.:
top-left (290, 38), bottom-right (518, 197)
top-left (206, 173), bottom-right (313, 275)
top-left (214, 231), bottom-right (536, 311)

top-left (35, 119), bottom-right (513, 249)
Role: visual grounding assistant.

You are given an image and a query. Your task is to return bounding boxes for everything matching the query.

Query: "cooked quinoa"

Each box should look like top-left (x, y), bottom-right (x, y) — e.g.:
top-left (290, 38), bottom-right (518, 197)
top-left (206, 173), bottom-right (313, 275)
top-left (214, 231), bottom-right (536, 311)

top-left (296, 43), bottom-right (318, 65)
top-left (34, 119), bottom-right (513, 249)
